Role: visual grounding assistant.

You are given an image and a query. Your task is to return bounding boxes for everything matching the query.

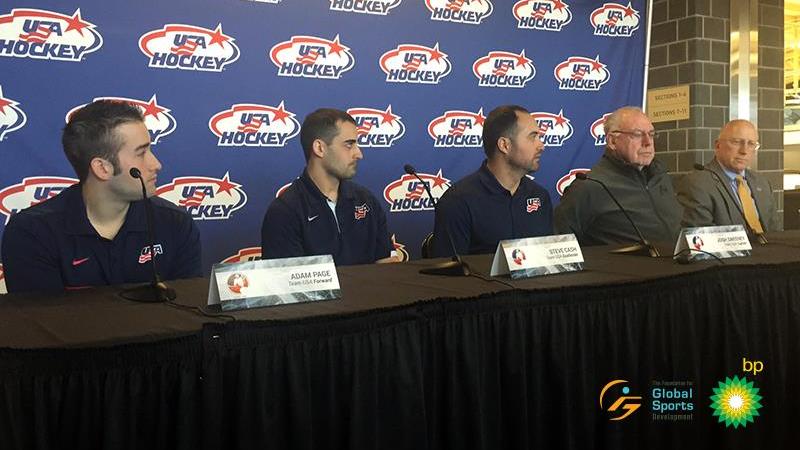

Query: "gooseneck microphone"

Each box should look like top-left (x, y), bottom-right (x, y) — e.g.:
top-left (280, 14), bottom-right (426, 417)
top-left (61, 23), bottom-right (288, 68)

top-left (120, 167), bottom-right (177, 302)
top-left (404, 164), bottom-right (470, 276)
top-left (574, 172), bottom-right (660, 257)
top-left (692, 163), bottom-right (767, 245)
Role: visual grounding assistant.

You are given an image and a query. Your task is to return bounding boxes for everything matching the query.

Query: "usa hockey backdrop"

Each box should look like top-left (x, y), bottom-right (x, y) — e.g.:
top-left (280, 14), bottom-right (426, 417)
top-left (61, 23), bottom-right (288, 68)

top-left (0, 0), bottom-right (649, 289)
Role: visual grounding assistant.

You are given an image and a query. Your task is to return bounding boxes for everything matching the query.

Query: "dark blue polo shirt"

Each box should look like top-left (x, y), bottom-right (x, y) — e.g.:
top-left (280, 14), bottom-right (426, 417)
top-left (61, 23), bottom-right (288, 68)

top-left (261, 171), bottom-right (392, 265)
top-left (1, 184), bottom-right (201, 293)
top-left (431, 161), bottom-right (553, 256)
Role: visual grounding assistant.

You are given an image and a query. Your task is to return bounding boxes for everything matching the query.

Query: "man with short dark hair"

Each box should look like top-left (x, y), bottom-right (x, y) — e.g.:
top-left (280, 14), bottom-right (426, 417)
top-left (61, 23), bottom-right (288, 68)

top-left (430, 105), bottom-right (552, 256)
top-left (1, 100), bottom-right (201, 293)
top-left (260, 108), bottom-right (395, 265)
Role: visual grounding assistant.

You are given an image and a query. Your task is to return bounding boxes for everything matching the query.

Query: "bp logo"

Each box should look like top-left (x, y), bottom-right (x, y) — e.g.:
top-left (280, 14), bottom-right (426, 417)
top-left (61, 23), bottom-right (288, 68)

top-left (709, 375), bottom-right (763, 428)
top-left (0, 86), bottom-right (27, 141)
top-left (65, 95), bottom-right (176, 144)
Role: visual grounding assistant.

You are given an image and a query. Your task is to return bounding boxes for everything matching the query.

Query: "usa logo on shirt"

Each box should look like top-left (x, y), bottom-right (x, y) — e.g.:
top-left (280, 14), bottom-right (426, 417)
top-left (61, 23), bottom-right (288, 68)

top-left (380, 43), bottom-right (451, 84)
top-left (138, 244), bottom-right (163, 264)
top-left (139, 23), bottom-right (239, 72)
top-left (330, 0), bottom-right (403, 15)
top-left (513, 0), bottom-right (572, 31)
top-left (354, 203), bottom-right (370, 220)
top-left (65, 95), bottom-right (176, 144)
top-left (347, 105), bottom-right (405, 148)
top-left (425, 0), bottom-right (493, 25)
top-left (554, 55), bottom-right (610, 91)
top-left (526, 197), bottom-right (541, 213)
top-left (530, 110), bottom-right (573, 147)
top-left (270, 34), bottom-right (354, 80)
top-left (0, 176), bottom-right (78, 224)
top-left (590, 2), bottom-right (640, 37)
top-left (0, 8), bottom-right (103, 62)
top-left (428, 108), bottom-right (485, 148)
top-left (0, 86), bottom-right (27, 141)
top-left (472, 50), bottom-right (535, 88)
top-left (591, 112), bottom-right (612, 146)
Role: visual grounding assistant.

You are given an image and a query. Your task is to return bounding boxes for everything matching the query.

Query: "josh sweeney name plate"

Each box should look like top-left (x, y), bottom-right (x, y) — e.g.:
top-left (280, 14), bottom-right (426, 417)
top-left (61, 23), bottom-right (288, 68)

top-left (208, 254), bottom-right (341, 311)
top-left (674, 225), bottom-right (752, 261)
top-left (491, 234), bottom-right (584, 279)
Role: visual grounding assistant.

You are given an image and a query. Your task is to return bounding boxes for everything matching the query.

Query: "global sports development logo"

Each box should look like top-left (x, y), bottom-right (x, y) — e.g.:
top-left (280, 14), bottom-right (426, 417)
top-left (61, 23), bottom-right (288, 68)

top-left (270, 34), bottom-right (354, 80)
top-left (600, 379), bottom-right (642, 420)
top-left (590, 2), bottom-right (640, 37)
top-left (591, 112), bottom-right (612, 146)
top-left (330, 0), bottom-right (403, 15)
top-left (65, 95), bottom-right (176, 144)
top-left (156, 172), bottom-right (247, 220)
top-left (384, 170), bottom-right (450, 212)
top-left (554, 55), bottom-right (610, 91)
top-left (425, 0), bottom-right (493, 25)
top-left (380, 43), bottom-right (451, 84)
top-left (428, 109), bottom-right (485, 148)
top-left (472, 50), bottom-right (535, 88)
top-left (0, 8), bottom-right (103, 62)
top-left (347, 105), bottom-right (405, 148)
top-left (139, 23), bottom-right (239, 72)
top-left (530, 110), bottom-right (573, 147)
top-left (556, 168), bottom-right (590, 196)
top-left (209, 102), bottom-right (300, 147)
top-left (222, 247), bottom-right (262, 263)
top-left (513, 0), bottom-right (572, 31)
top-left (0, 86), bottom-right (27, 141)
top-left (0, 177), bottom-right (78, 224)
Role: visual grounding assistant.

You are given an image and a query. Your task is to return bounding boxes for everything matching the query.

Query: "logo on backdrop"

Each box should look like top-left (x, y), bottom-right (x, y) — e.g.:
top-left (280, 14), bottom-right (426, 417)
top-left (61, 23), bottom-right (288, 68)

top-left (530, 110), bottom-right (573, 147)
top-left (383, 170), bottom-right (450, 212)
top-left (600, 379), bottom-right (642, 420)
top-left (556, 168), bottom-right (590, 195)
top-left (209, 102), bottom-right (300, 147)
top-left (590, 112), bottom-right (611, 146)
top-left (0, 176), bottom-right (78, 224)
top-left (380, 43), bottom-right (451, 84)
top-left (139, 23), bottom-right (239, 72)
top-left (425, 0), bottom-right (493, 25)
top-left (472, 49), bottom-right (535, 88)
top-left (156, 172), bottom-right (247, 220)
top-left (513, 0), bottom-right (572, 31)
top-left (590, 2), bottom-right (640, 37)
top-left (270, 34), bottom-right (354, 80)
top-left (275, 179), bottom-right (296, 198)
top-left (0, 86), bottom-right (27, 141)
top-left (554, 55), bottom-right (610, 91)
top-left (330, 0), bottom-right (403, 15)
top-left (244, 0), bottom-right (281, 3)
top-left (347, 105), bottom-right (405, 148)
top-left (428, 108), bottom-right (485, 148)
top-left (65, 95), bottom-right (176, 144)
top-left (0, 8), bottom-right (103, 62)
top-left (222, 247), bottom-right (262, 263)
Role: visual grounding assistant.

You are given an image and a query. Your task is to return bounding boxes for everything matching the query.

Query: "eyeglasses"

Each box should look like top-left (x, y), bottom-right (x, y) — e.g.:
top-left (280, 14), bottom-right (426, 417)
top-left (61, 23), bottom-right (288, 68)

top-left (724, 138), bottom-right (760, 150)
top-left (610, 129), bottom-right (657, 140)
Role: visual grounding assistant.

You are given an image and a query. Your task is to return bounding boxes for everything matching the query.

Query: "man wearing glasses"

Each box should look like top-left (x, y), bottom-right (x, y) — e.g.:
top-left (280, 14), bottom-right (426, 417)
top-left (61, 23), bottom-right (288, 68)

top-left (676, 119), bottom-right (779, 232)
top-left (555, 106), bottom-right (682, 246)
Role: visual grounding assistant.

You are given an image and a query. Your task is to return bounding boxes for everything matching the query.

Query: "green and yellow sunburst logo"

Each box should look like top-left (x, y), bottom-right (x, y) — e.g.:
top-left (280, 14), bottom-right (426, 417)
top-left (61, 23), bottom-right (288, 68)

top-left (709, 375), bottom-right (763, 428)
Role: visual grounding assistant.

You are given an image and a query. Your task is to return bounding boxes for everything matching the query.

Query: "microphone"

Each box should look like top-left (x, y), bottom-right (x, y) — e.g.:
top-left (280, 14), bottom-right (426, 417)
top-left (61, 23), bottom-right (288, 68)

top-left (404, 164), bottom-right (470, 276)
top-left (574, 173), bottom-right (660, 257)
top-left (120, 167), bottom-right (177, 302)
top-left (692, 164), bottom-right (767, 245)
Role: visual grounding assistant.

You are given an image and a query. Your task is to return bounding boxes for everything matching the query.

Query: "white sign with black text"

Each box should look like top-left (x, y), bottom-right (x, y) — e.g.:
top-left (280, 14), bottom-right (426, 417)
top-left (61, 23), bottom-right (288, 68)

top-left (490, 234), bottom-right (584, 279)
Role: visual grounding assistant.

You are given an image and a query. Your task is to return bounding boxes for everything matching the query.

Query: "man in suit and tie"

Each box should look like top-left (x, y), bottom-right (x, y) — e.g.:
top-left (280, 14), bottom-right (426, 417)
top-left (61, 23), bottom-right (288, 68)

top-left (676, 119), bottom-right (779, 233)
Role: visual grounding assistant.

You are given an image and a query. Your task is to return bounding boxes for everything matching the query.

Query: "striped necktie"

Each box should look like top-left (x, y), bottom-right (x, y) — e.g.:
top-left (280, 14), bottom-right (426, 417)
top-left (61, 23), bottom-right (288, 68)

top-left (736, 175), bottom-right (763, 233)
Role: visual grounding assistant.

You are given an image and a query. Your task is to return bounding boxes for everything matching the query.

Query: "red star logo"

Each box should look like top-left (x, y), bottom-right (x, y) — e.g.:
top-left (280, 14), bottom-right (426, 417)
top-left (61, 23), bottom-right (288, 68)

top-left (215, 173), bottom-right (240, 196)
top-left (515, 49), bottom-right (531, 68)
top-left (590, 56), bottom-right (605, 72)
top-left (271, 101), bottom-right (293, 124)
top-left (380, 105), bottom-right (399, 125)
top-left (0, 96), bottom-right (12, 116)
top-left (429, 43), bottom-right (444, 62)
top-left (64, 9), bottom-right (90, 36)
top-left (624, 3), bottom-right (636, 17)
top-left (430, 170), bottom-right (449, 189)
top-left (552, 0), bottom-right (567, 11)
top-left (141, 95), bottom-right (165, 119)
top-left (328, 34), bottom-right (345, 56)
top-left (474, 108), bottom-right (486, 127)
top-left (208, 24), bottom-right (230, 48)
top-left (553, 110), bottom-right (568, 127)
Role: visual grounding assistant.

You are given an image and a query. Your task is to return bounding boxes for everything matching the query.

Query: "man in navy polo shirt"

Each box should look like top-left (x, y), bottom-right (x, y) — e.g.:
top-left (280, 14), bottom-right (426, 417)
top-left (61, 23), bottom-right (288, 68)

top-left (260, 108), bottom-right (395, 265)
top-left (1, 100), bottom-right (201, 293)
top-left (431, 105), bottom-right (553, 256)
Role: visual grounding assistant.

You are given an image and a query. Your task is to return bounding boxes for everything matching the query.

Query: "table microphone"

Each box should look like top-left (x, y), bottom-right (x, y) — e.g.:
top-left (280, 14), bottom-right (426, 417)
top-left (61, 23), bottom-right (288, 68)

top-left (404, 164), bottom-right (470, 276)
top-left (574, 173), bottom-right (660, 257)
top-left (692, 164), bottom-right (767, 245)
top-left (120, 167), bottom-right (177, 302)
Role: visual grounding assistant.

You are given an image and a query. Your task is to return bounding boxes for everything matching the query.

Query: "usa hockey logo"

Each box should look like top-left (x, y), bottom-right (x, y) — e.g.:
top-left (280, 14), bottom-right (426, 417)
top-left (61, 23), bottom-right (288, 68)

top-left (530, 110), bottom-right (573, 147)
top-left (590, 2), bottom-right (640, 37)
top-left (0, 86), bottom-right (27, 141)
top-left (209, 102), bottom-right (300, 148)
top-left (347, 105), bottom-right (405, 148)
top-left (556, 168), bottom-right (590, 195)
top-left (0, 176), bottom-right (78, 224)
top-left (138, 244), bottom-right (163, 264)
top-left (428, 108), bottom-right (484, 148)
top-left (270, 34), bottom-right (354, 80)
top-left (554, 55), bottom-right (609, 91)
top-left (380, 43), bottom-right (451, 84)
top-left (472, 50), bottom-right (535, 88)
top-left (221, 247), bottom-right (261, 263)
top-left (383, 169), bottom-right (451, 212)
top-left (330, 0), bottom-right (403, 15)
top-left (139, 23), bottom-right (239, 72)
top-left (156, 172), bottom-right (247, 220)
top-left (65, 95), bottom-right (176, 144)
top-left (0, 8), bottom-right (103, 62)
top-left (591, 112), bottom-right (612, 146)
top-left (425, 0), bottom-right (493, 25)
top-left (513, 0), bottom-right (572, 31)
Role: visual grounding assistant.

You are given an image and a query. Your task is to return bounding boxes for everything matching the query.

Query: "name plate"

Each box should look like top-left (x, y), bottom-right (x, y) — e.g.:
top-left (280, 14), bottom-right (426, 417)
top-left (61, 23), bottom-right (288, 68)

top-left (674, 225), bottom-right (752, 261)
top-left (208, 254), bottom-right (341, 311)
top-left (490, 234), bottom-right (584, 279)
